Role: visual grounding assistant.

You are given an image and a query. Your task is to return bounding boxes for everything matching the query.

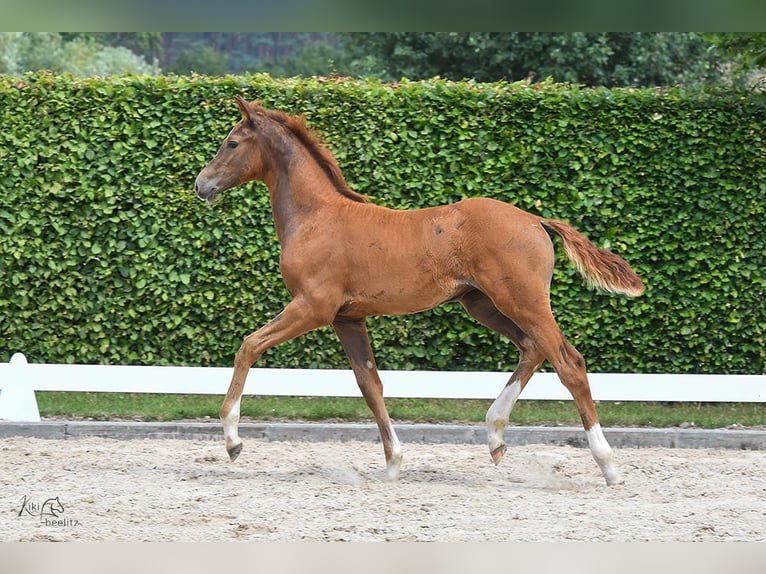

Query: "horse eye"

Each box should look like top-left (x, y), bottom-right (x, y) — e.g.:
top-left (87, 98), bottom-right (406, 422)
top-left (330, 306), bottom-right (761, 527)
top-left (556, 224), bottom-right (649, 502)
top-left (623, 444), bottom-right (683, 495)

top-left (227, 140), bottom-right (239, 149)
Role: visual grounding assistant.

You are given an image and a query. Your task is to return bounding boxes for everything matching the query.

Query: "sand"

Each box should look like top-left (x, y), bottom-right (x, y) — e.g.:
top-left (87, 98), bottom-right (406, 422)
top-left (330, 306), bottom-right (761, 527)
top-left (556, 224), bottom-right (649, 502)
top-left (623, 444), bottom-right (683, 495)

top-left (2, 436), bottom-right (764, 542)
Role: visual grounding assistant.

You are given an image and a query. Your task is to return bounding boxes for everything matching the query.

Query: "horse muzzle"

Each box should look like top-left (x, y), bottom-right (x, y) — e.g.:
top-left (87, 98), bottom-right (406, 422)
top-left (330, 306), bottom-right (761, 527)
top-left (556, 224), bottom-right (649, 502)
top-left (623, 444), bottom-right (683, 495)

top-left (194, 177), bottom-right (220, 203)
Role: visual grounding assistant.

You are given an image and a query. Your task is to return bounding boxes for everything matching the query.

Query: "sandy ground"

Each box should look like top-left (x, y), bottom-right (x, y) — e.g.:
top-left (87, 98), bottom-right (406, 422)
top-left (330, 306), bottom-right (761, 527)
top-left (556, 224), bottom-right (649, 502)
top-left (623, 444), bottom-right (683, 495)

top-left (2, 436), bottom-right (764, 542)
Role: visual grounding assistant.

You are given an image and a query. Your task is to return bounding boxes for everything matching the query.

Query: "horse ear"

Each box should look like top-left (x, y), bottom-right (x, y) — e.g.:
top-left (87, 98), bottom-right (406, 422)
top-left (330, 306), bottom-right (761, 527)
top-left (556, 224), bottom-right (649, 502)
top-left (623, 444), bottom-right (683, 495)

top-left (234, 95), bottom-right (252, 122)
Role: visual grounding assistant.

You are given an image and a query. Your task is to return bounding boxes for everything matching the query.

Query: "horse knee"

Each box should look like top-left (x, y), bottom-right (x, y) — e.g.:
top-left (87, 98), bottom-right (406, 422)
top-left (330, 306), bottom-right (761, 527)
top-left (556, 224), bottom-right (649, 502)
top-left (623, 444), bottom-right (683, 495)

top-left (235, 337), bottom-right (262, 369)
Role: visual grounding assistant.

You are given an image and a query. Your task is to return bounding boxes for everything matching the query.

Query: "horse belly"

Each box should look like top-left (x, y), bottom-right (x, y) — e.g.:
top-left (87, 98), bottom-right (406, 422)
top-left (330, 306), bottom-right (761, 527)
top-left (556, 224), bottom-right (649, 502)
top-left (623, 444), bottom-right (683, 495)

top-left (336, 204), bottom-right (471, 317)
top-left (342, 257), bottom-right (465, 317)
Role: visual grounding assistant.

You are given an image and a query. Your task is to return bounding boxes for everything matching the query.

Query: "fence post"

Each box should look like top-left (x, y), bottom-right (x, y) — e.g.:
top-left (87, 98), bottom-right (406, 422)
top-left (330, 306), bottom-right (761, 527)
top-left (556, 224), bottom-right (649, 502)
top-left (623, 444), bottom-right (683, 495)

top-left (0, 353), bottom-right (41, 422)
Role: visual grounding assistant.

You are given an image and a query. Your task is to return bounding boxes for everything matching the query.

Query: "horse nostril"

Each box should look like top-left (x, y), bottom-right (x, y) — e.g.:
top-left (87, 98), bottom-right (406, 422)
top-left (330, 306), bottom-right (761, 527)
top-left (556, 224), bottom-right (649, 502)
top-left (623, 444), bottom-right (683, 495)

top-left (194, 181), bottom-right (199, 193)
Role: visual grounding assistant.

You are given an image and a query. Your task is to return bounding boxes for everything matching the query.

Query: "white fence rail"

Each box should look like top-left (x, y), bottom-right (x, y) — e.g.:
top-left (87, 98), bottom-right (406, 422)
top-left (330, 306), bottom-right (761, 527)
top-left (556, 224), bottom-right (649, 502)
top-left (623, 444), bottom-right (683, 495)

top-left (1, 352), bottom-right (764, 422)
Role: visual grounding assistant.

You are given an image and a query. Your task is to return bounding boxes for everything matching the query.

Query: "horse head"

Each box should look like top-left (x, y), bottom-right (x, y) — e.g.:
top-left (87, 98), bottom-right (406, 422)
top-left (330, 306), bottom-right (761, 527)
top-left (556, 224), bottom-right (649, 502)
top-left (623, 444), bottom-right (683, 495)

top-left (194, 96), bottom-right (269, 204)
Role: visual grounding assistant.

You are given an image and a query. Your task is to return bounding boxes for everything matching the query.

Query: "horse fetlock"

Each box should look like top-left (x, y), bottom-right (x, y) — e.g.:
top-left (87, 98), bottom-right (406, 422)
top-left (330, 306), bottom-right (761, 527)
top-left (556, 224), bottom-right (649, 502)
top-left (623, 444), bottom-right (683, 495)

top-left (585, 424), bottom-right (623, 486)
top-left (594, 451), bottom-right (623, 486)
top-left (486, 417), bottom-right (507, 463)
top-left (385, 453), bottom-right (403, 481)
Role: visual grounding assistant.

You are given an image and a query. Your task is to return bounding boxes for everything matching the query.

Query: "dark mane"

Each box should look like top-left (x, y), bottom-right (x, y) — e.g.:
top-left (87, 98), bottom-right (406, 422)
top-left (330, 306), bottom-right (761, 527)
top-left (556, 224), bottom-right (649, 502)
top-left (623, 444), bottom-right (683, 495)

top-left (263, 109), bottom-right (368, 203)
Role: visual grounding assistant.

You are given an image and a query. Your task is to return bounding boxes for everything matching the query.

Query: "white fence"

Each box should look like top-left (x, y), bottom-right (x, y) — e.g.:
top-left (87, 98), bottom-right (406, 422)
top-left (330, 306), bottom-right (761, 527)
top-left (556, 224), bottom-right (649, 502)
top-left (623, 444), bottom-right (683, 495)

top-left (1, 352), bottom-right (764, 422)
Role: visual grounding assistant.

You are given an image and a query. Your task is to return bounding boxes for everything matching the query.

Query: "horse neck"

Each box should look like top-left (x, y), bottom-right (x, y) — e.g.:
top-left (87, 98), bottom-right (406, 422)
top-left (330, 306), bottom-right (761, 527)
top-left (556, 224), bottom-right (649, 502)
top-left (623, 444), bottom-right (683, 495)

top-left (261, 141), bottom-right (345, 245)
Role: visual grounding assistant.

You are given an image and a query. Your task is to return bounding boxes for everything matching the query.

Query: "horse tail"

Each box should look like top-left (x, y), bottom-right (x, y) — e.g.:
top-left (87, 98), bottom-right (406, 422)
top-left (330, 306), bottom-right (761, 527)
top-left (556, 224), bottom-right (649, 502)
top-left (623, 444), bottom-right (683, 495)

top-left (541, 218), bottom-right (645, 297)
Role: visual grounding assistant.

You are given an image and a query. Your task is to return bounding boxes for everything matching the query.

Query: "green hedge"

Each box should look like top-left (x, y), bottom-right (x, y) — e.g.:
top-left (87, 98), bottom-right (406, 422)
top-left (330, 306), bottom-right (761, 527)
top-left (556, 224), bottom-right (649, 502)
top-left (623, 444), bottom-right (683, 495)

top-left (1, 73), bottom-right (763, 374)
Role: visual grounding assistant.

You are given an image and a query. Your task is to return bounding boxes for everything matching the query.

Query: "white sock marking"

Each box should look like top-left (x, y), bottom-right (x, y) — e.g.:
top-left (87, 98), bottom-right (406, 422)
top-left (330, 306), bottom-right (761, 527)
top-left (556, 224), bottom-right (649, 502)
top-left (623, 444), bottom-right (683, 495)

top-left (222, 398), bottom-right (242, 450)
top-left (385, 422), bottom-right (403, 481)
top-left (486, 381), bottom-right (522, 452)
top-left (586, 423), bottom-right (623, 486)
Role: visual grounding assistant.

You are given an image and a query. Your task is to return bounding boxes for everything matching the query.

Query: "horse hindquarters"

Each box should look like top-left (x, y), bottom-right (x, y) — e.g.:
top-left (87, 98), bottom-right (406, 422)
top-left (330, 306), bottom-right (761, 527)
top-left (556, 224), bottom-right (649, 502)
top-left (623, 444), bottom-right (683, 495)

top-left (464, 211), bottom-right (623, 485)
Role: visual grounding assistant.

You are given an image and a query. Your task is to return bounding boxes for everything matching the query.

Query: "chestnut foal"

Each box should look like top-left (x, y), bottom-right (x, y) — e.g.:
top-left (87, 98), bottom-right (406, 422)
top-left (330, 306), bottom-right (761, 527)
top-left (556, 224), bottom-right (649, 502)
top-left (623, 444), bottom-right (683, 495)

top-left (194, 97), bottom-right (645, 485)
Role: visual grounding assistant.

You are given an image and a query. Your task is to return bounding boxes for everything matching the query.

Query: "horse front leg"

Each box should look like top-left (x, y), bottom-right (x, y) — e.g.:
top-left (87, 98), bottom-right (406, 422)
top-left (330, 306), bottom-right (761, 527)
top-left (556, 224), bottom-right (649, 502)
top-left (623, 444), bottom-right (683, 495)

top-left (221, 297), bottom-right (330, 461)
top-left (332, 317), bottom-right (403, 481)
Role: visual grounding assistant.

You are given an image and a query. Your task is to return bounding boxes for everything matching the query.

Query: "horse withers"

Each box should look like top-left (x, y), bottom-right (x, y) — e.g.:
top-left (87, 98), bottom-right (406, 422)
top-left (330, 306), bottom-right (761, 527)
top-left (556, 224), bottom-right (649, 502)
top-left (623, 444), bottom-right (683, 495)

top-left (194, 96), bottom-right (645, 486)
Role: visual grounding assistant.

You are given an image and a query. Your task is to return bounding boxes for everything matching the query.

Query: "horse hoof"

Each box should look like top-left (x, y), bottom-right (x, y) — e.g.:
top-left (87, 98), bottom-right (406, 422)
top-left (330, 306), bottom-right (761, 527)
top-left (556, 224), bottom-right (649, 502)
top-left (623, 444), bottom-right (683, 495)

top-left (227, 442), bottom-right (243, 462)
top-left (605, 473), bottom-right (624, 486)
top-left (490, 444), bottom-right (507, 465)
top-left (385, 460), bottom-right (402, 482)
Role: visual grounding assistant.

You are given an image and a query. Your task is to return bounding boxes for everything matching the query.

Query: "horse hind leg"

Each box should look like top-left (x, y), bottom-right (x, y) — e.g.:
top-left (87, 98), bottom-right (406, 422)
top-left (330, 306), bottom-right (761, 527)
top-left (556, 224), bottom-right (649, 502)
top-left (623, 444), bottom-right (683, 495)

top-left (517, 325), bottom-right (622, 484)
top-left (460, 290), bottom-right (544, 465)
top-left (485, 348), bottom-right (545, 465)
top-left (467, 276), bottom-right (622, 486)
top-left (555, 338), bottom-right (623, 486)
top-left (333, 317), bottom-right (403, 481)
top-left (503, 303), bottom-right (622, 485)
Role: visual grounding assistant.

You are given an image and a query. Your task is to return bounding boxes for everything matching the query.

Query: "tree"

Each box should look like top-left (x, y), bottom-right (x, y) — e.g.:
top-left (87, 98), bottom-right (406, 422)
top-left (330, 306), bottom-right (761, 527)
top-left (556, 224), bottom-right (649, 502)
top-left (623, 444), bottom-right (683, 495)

top-left (170, 45), bottom-right (228, 76)
top-left (0, 32), bottom-right (24, 75)
top-left (61, 33), bottom-right (163, 61)
top-left (342, 32), bottom-right (727, 87)
top-left (702, 33), bottom-right (766, 68)
top-left (147, 33), bottom-right (342, 77)
top-left (0, 32), bottom-right (160, 76)
top-left (280, 39), bottom-right (348, 77)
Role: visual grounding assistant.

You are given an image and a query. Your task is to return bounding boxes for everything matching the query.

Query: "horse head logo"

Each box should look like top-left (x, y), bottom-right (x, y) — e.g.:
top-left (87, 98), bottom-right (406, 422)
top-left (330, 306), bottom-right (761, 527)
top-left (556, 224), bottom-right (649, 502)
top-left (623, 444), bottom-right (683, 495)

top-left (41, 496), bottom-right (65, 518)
